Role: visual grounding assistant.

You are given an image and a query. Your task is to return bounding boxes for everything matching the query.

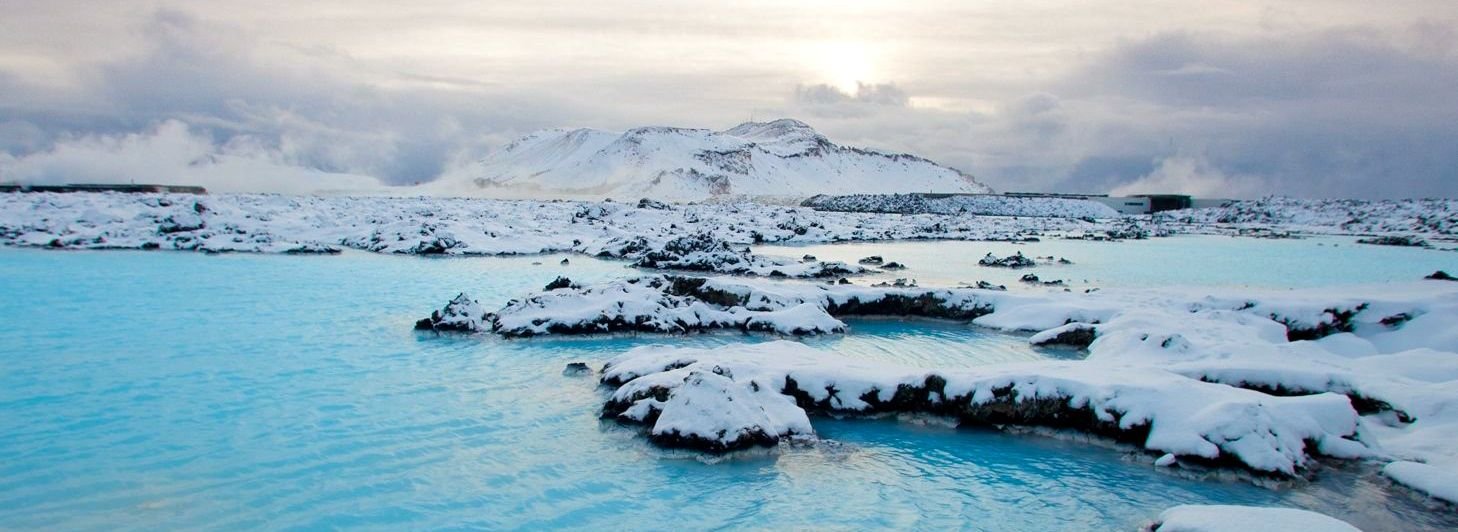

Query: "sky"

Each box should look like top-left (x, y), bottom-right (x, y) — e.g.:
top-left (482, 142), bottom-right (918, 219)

top-left (1, 0), bottom-right (1455, 198)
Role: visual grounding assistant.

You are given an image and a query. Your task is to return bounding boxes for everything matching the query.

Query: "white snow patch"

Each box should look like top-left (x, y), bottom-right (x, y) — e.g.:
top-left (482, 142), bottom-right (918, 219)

top-left (1150, 504), bottom-right (1360, 532)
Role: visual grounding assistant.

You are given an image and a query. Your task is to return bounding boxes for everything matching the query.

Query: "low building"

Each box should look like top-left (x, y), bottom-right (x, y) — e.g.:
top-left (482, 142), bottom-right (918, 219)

top-left (997, 192), bottom-right (1231, 215)
top-left (1089, 196), bottom-right (1151, 215)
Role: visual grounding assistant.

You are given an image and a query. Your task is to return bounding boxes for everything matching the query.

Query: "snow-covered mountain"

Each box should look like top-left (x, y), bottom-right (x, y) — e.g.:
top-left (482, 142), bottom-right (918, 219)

top-left (428, 119), bottom-right (992, 201)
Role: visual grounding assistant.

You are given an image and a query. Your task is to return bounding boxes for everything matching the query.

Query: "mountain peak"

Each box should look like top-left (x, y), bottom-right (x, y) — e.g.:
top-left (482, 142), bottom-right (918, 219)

top-left (722, 118), bottom-right (831, 157)
top-left (727, 117), bottom-right (812, 130)
top-left (438, 119), bottom-right (992, 200)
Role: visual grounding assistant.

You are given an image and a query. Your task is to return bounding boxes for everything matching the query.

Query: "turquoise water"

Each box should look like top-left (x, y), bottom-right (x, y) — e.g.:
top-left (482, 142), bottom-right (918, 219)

top-left (1, 247), bottom-right (1452, 530)
top-left (758, 235), bottom-right (1457, 290)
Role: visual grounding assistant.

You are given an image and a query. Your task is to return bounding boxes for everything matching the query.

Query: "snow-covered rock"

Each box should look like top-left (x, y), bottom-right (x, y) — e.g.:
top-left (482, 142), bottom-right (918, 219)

top-left (979, 251), bottom-right (1037, 268)
top-left (603, 365), bottom-right (815, 452)
top-left (417, 274), bottom-right (1023, 338)
top-left (414, 293), bottom-right (493, 332)
top-left (1355, 235), bottom-right (1431, 248)
top-left (628, 232), bottom-right (864, 278)
top-left (449, 274), bottom-right (1458, 495)
top-left (1156, 196), bottom-right (1458, 238)
top-left (414, 275), bottom-right (852, 337)
top-left (429, 118), bottom-right (993, 201)
top-left (1382, 461), bottom-right (1458, 504)
top-left (1029, 322), bottom-right (1097, 348)
top-left (1147, 505), bottom-right (1360, 532)
top-left (804, 193), bottom-right (1120, 219)
top-left (600, 341), bottom-right (1364, 475)
top-left (0, 192), bottom-right (1129, 266)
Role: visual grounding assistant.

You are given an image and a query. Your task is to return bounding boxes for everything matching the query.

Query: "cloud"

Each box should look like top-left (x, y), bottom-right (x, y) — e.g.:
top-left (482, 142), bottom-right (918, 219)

top-left (792, 82), bottom-right (910, 117)
top-left (772, 26), bottom-right (1458, 200)
top-left (1110, 154), bottom-right (1266, 198)
top-left (0, 120), bottom-right (382, 194)
top-left (1048, 29), bottom-right (1458, 199)
top-left (1, 5), bottom-right (1455, 199)
top-left (0, 10), bottom-right (591, 191)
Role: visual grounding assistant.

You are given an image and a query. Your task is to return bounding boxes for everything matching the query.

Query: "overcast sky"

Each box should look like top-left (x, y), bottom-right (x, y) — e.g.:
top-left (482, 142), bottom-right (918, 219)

top-left (1, 0), bottom-right (1455, 197)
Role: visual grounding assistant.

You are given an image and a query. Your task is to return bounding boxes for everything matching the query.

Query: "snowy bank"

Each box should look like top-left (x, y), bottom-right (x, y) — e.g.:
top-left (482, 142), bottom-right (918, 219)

top-left (1156, 196), bottom-right (1458, 239)
top-left (1147, 505), bottom-right (1360, 532)
top-left (414, 274), bottom-right (1015, 337)
top-left (599, 342), bottom-right (1363, 475)
top-left (421, 274), bottom-right (1458, 497)
top-left (1, 192), bottom-right (1139, 274)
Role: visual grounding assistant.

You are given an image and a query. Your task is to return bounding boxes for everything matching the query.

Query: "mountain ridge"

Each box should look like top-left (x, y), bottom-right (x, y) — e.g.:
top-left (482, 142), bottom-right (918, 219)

top-left (429, 118), bottom-right (992, 201)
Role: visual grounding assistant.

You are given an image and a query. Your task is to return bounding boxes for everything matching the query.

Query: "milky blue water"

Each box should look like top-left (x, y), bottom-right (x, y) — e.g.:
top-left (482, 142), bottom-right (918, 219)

top-left (1, 244), bottom-right (1453, 530)
top-left (758, 235), bottom-right (1457, 290)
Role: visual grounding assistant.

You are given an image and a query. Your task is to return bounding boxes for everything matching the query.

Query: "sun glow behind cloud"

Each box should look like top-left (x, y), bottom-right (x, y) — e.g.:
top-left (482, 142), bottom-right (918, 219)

top-left (812, 42), bottom-right (876, 93)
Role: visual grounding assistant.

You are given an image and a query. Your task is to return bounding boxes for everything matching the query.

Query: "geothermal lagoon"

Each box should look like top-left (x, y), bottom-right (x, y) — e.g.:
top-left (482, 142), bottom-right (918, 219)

top-left (3, 221), bottom-right (1456, 530)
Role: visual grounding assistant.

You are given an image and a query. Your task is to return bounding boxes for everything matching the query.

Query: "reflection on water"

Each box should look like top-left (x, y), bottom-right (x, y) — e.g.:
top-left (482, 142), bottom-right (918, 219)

top-left (0, 248), bottom-right (1452, 530)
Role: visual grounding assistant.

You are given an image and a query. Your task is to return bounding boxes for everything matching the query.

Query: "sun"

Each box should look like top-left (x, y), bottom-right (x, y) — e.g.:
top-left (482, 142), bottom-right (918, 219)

top-left (816, 42), bottom-right (874, 93)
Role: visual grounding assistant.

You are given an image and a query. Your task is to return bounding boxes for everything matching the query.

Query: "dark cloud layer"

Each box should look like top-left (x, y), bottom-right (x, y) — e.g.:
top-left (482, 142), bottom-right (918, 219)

top-left (781, 28), bottom-right (1458, 199)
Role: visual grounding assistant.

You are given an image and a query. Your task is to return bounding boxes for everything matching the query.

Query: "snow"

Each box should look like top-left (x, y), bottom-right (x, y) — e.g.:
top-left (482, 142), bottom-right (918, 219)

top-left (610, 367), bottom-right (815, 452)
top-left (8, 192), bottom-right (1452, 265)
top-left (1158, 196), bottom-right (1458, 239)
top-left (426, 118), bottom-right (994, 201)
top-left (1149, 505), bottom-right (1360, 532)
top-left (414, 276), bottom-right (854, 337)
top-left (1382, 461), bottom-right (1458, 503)
top-left (601, 341), bottom-right (1362, 475)
top-left (0, 192), bottom-right (1144, 264)
top-left (449, 273), bottom-right (1458, 493)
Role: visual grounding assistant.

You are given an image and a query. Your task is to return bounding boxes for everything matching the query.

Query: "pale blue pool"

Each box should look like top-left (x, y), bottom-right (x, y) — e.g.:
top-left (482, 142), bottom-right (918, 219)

top-left (0, 247), bottom-right (1452, 530)
top-left (757, 235), bottom-right (1457, 290)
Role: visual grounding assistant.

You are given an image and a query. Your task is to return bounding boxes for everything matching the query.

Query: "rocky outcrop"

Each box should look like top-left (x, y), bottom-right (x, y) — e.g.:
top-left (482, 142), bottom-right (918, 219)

top-left (544, 276), bottom-right (577, 290)
top-left (415, 274), bottom-right (1005, 338)
top-left (414, 293), bottom-right (494, 332)
top-left (599, 342), bottom-right (1364, 476)
top-left (979, 252), bottom-right (1036, 268)
top-left (1030, 323), bottom-right (1097, 348)
top-left (1356, 235), bottom-right (1431, 247)
top-left (629, 232), bottom-right (863, 278)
